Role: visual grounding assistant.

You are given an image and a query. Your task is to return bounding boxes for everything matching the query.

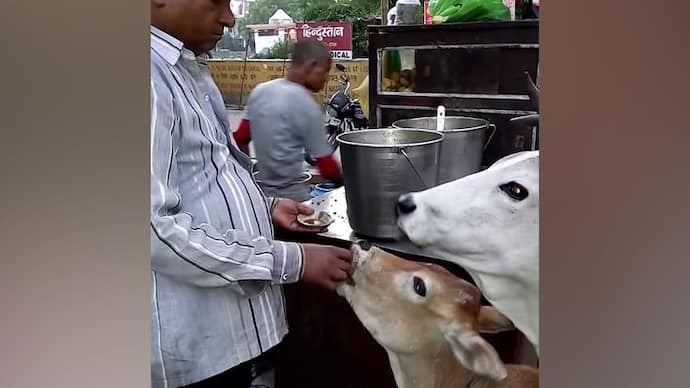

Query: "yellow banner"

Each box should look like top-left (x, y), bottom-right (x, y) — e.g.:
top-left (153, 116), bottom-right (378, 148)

top-left (208, 59), bottom-right (369, 106)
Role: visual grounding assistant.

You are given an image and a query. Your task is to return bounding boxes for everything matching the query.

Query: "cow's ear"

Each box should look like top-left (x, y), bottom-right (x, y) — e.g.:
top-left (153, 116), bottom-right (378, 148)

top-left (442, 323), bottom-right (507, 381)
top-left (477, 307), bottom-right (514, 334)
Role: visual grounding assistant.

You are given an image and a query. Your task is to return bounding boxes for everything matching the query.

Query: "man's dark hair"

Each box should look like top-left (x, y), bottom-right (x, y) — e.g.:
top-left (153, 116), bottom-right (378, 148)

top-left (291, 40), bottom-right (331, 66)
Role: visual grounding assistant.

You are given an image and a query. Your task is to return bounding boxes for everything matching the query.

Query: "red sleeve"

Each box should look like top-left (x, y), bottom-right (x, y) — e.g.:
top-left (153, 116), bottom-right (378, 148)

top-left (316, 155), bottom-right (341, 181)
top-left (233, 119), bottom-right (251, 146)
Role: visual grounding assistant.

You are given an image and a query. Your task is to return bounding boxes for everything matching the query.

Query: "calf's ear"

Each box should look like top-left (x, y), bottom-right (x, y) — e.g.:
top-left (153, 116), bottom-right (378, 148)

top-left (477, 306), bottom-right (515, 334)
top-left (442, 323), bottom-right (507, 381)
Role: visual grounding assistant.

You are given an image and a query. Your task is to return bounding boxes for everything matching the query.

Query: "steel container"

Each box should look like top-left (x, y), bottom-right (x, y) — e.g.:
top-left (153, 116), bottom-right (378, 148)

top-left (393, 116), bottom-right (495, 184)
top-left (337, 128), bottom-right (443, 239)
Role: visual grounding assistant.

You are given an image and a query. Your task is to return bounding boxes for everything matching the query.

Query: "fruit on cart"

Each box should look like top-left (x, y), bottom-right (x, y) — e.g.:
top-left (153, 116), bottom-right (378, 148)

top-left (429, 0), bottom-right (510, 24)
top-left (382, 68), bottom-right (416, 92)
top-left (401, 69), bottom-right (415, 82)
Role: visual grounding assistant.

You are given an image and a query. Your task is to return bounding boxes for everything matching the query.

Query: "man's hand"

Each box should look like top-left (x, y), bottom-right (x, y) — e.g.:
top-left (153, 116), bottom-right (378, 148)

top-left (301, 244), bottom-right (353, 290)
top-left (272, 198), bottom-right (327, 233)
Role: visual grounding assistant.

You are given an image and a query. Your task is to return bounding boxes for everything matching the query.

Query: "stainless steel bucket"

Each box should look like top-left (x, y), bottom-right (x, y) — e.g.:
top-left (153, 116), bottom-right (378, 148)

top-left (337, 129), bottom-right (443, 239)
top-left (392, 116), bottom-right (496, 184)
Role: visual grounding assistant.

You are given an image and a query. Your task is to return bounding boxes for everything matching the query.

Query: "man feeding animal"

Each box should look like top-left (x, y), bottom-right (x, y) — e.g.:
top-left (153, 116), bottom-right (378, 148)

top-left (337, 240), bottom-right (539, 388)
top-left (150, 2), bottom-right (354, 386)
top-left (397, 150), bottom-right (540, 355)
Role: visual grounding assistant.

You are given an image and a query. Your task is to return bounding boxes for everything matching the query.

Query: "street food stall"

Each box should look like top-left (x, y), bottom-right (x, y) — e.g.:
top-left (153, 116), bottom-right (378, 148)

top-left (369, 19), bottom-right (539, 166)
top-left (274, 20), bottom-right (539, 388)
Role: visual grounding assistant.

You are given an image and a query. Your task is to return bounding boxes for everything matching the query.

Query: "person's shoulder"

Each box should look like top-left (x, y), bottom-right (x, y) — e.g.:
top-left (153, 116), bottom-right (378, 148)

top-left (151, 50), bottom-right (182, 83)
top-left (249, 78), bottom-right (280, 99)
top-left (260, 78), bottom-right (285, 89)
top-left (150, 47), bottom-right (173, 72)
top-left (150, 57), bottom-right (175, 97)
top-left (280, 79), bottom-right (305, 93)
top-left (280, 82), bottom-right (318, 105)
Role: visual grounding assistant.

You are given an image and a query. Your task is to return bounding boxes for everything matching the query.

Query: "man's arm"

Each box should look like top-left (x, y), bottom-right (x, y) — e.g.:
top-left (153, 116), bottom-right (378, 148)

top-left (302, 105), bottom-right (344, 185)
top-left (315, 155), bottom-right (343, 186)
top-left (150, 79), bottom-right (303, 289)
top-left (235, 87), bottom-right (259, 156)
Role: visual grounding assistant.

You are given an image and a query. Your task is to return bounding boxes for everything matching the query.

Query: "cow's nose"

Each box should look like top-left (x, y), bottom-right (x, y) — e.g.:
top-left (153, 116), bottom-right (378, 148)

top-left (397, 194), bottom-right (417, 214)
top-left (356, 239), bottom-right (372, 251)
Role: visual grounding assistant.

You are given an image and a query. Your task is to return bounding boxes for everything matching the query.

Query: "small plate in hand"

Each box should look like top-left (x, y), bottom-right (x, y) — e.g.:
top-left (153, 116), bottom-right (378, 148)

top-left (297, 211), bottom-right (334, 228)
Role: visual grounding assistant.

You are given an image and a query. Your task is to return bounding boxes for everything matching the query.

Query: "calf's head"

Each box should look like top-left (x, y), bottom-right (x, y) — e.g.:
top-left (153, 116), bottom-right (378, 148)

top-left (397, 151), bottom-right (539, 273)
top-left (337, 241), bottom-right (514, 381)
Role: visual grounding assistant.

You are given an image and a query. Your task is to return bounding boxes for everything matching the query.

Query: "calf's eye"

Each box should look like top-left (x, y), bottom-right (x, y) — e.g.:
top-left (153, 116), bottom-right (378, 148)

top-left (413, 276), bottom-right (427, 297)
top-left (499, 181), bottom-right (529, 201)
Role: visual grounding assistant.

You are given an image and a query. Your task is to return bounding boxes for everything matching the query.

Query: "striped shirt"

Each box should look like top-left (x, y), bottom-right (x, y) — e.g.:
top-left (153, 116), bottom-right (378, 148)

top-left (150, 26), bottom-right (303, 388)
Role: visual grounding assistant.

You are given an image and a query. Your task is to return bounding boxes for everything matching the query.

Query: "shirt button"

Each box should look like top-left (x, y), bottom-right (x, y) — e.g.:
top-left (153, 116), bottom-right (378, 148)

top-left (281, 274), bottom-right (289, 281)
top-left (204, 95), bottom-right (210, 101)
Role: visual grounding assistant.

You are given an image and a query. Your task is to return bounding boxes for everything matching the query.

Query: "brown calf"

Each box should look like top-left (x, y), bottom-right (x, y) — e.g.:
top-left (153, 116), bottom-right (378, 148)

top-left (337, 241), bottom-right (538, 388)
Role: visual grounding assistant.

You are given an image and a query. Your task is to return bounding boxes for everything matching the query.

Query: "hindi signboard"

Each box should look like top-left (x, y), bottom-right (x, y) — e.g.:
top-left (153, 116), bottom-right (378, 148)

top-left (295, 22), bottom-right (353, 60)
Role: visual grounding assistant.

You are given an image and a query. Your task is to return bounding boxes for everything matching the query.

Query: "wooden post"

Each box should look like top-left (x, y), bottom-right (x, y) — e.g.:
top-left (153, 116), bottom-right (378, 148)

top-left (381, 0), bottom-right (390, 25)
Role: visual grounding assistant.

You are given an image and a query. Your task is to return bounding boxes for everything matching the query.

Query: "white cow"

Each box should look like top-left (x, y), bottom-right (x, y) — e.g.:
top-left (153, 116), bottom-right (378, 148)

top-left (337, 242), bottom-right (539, 388)
top-left (397, 151), bottom-right (539, 355)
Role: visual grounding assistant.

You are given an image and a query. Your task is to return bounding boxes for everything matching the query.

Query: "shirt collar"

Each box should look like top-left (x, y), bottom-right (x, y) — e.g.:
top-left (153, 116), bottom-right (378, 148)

top-left (151, 26), bottom-right (211, 66)
top-left (151, 26), bottom-right (184, 65)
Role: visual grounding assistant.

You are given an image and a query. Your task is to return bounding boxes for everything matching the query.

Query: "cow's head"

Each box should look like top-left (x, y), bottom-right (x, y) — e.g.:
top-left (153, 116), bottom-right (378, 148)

top-left (396, 151), bottom-right (539, 277)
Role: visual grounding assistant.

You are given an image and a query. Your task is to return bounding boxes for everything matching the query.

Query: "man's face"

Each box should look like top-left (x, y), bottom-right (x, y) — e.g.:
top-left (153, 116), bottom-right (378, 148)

top-left (304, 58), bottom-right (332, 93)
top-left (157, 0), bottom-right (235, 55)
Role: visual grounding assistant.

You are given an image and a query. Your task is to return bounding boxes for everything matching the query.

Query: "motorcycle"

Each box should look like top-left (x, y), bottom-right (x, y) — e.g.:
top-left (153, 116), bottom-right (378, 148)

top-left (305, 64), bottom-right (368, 165)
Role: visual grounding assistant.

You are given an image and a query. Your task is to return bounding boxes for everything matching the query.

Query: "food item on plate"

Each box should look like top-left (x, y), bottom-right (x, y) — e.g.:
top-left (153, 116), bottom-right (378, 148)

top-left (297, 211), bottom-right (334, 228)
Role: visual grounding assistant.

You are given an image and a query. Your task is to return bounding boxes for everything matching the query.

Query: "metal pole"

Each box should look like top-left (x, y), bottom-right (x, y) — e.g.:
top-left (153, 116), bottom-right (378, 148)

top-left (239, 41), bottom-right (249, 106)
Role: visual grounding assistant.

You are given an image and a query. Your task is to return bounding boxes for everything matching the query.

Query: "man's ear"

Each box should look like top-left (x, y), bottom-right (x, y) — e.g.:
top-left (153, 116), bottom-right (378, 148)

top-left (306, 59), bottom-right (319, 71)
top-left (442, 323), bottom-right (507, 381)
top-left (477, 306), bottom-right (515, 334)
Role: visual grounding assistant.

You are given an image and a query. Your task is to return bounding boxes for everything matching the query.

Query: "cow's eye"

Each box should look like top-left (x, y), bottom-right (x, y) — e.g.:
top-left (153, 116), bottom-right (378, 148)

top-left (413, 276), bottom-right (427, 297)
top-left (499, 181), bottom-right (529, 201)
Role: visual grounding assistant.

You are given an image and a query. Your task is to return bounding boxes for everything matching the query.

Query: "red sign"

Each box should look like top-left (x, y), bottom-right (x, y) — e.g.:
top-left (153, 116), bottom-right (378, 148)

top-left (295, 22), bottom-right (353, 60)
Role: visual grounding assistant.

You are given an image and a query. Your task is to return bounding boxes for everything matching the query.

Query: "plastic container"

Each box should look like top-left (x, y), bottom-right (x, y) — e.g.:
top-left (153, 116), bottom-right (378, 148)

top-left (310, 182), bottom-right (338, 198)
top-left (395, 0), bottom-right (422, 25)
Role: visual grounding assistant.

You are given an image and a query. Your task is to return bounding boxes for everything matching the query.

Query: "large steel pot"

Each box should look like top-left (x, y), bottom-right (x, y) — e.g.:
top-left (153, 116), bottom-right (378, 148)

top-left (392, 116), bottom-right (495, 184)
top-left (337, 129), bottom-right (443, 239)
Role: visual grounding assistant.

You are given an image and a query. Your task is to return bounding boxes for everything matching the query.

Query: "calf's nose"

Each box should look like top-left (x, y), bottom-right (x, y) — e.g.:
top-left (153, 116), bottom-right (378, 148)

top-left (355, 239), bottom-right (372, 251)
top-left (397, 194), bottom-right (417, 214)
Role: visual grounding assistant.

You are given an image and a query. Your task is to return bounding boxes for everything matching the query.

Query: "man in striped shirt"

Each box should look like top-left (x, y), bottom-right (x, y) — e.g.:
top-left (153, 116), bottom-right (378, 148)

top-left (150, 1), bottom-right (353, 387)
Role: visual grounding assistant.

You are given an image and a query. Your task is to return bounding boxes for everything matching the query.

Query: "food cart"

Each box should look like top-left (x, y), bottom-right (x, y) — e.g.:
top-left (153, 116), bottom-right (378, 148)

top-left (274, 20), bottom-right (539, 388)
top-left (369, 19), bottom-right (539, 165)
